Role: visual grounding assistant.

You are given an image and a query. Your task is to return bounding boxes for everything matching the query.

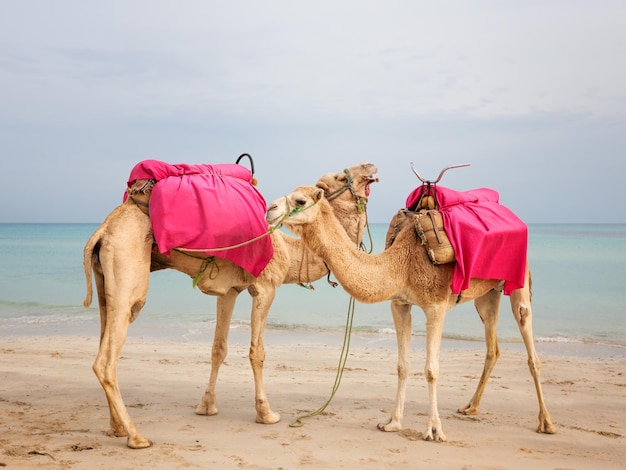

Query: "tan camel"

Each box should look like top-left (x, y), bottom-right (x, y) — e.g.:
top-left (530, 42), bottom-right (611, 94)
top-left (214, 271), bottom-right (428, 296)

top-left (83, 162), bottom-right (379, 448)
top-left (266, 186), bottom-right (556, 442)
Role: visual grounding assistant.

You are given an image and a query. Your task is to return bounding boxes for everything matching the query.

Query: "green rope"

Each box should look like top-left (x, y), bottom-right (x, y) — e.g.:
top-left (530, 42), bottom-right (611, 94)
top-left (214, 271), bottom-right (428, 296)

top-left (287, 201), bottom-right (317, 218)
top-left (289, 295), bottom-right (356, 427)
top-left (191, 256), bottom-right (219, 288)
top-left (177, 225), bottom-right (282, 288)
top-left (360, 211), bottom-right (374, 254)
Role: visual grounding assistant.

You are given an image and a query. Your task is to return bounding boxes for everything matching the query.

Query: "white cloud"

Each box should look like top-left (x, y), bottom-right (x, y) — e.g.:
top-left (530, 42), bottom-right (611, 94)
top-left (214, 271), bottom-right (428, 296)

top-left (0, 1), bottom-right (624, 223)
top-left (2, 0), bottom-right (625, 123)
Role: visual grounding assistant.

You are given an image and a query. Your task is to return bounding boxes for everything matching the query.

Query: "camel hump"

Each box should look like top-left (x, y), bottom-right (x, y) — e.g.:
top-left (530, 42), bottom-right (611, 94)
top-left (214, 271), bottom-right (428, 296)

top-left (385, 209), bottom-right (455, 265)
top-left (125, 179), bottom-right (154, 214)
top-left (385, 209), bottom-right (414, 249)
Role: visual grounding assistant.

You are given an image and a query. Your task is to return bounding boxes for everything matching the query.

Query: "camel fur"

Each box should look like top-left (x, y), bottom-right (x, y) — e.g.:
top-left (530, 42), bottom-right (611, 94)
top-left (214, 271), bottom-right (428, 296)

top-left (266, 186), bottom-right (556, 442)
top-left (83, 163), bottom-right (378, 448)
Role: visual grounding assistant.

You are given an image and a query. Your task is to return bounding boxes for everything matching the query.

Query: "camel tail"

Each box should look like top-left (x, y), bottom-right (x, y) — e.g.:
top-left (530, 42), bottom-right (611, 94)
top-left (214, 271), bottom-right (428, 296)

top-left (83, 224), bottom-right (105, 308)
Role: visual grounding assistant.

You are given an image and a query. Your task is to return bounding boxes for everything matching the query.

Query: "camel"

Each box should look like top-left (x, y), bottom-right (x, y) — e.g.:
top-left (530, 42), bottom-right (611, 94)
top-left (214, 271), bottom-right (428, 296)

top-left (83, 162), bottom-right (379, 448)
top-left (266, 186), bottom-right (556, 442)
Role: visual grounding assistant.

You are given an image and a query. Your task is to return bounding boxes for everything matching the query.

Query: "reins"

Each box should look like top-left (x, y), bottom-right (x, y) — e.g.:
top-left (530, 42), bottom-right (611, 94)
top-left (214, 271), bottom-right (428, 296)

top-left (176, 195), bottom-right (316, 261)
top-left (174, 225), bottom-right (280, 254)
top-left (289, 295), bottom-right (357, 427)
top-left (288, 169), bottom-right (371, 428)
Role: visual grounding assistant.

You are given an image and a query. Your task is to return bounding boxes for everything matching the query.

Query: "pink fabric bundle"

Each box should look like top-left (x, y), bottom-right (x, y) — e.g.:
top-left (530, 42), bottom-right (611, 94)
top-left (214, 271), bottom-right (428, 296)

top-left (126, 159), bottom-right (273, 277)
top-left (405, 186), bottom-right (527, 295)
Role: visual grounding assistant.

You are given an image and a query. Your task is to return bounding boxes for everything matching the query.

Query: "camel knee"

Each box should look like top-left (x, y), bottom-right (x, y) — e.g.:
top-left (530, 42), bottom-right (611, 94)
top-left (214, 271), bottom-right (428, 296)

top-left (249, 346), bottom-right (265, 369)
top-left (515, 305), bottom-right (530, 327)
top-left (93, 358), bottom-right (118, 389)
top-left (528, 356), bottom-right (542, 375)
top-left (92, 360), bottom-right (107, 384)
top-left (211, 342), bottom-right (228, 364)
top-left (397, 363), bottom-right (409, 380)
top-left (424, 367), bottom-right (438, 384)
top-left (486, 346), bottom-right (501, 363)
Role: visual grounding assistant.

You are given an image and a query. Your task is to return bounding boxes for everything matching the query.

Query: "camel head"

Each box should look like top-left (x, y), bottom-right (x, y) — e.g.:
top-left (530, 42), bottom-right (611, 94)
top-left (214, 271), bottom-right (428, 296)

top-left (315, 162), bottom-right (379, 203)
top-left (267, 162), bottom-right (378, 241)
top-left (266, 185), bottom-right (326, 231)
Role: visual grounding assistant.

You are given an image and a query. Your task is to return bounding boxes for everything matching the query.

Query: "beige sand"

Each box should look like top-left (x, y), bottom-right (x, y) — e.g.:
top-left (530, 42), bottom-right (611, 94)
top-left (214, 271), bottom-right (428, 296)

top-left (1, 333), bottom-right (624, 469)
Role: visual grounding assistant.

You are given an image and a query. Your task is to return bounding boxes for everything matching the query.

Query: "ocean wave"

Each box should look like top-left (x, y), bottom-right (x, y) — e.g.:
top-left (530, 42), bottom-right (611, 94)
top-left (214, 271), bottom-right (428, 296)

top-left (2, 308), bottom-right (624, 351)
top-left (536, 335), bottom-right (626, 348)
top-left (0, 312), bottom-right (95, 326)
top-left (0, 299), bottom-right (88, 311)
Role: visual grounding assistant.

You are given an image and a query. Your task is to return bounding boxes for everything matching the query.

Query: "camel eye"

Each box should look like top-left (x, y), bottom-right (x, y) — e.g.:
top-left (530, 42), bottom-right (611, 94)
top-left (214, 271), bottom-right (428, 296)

top-left (295, 198), bottom-right (307, 207)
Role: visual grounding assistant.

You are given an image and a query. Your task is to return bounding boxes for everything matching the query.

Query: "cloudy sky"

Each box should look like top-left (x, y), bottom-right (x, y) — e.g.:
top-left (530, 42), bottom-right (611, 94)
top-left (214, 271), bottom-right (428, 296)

top-left (1, 0), bottom-right (624, 224)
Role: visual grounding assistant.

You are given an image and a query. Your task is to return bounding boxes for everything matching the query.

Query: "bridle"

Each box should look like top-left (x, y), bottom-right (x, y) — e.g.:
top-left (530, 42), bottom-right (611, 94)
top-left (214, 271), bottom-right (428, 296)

top-left (280, 168), bottom-right (373, 288)
top-left (271, 168), bottom-right (367, 229)
top-left (324, 168), bottom-right (358, 202)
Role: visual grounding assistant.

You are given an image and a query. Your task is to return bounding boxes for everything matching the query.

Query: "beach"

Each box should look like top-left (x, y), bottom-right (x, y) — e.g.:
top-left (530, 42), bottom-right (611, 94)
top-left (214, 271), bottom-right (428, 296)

top-left (1, 330), bottom-right (624, 469)
top-left (1, 224), bottom-right (625, 468)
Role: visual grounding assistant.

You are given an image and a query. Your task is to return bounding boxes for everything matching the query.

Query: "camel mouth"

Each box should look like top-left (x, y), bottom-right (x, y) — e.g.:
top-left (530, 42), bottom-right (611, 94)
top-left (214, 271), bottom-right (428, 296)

top-left (363, 174), bottom-right (379, 197)
top-left (266, 203), bottom-right (281, 226)
top-left (356, 163), bottom-right (379, 199)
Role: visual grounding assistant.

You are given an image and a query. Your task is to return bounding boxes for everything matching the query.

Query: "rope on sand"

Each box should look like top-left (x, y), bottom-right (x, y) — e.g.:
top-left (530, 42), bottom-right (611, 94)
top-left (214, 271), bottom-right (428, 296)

top-left (289, 295), bottom-right (356, 428)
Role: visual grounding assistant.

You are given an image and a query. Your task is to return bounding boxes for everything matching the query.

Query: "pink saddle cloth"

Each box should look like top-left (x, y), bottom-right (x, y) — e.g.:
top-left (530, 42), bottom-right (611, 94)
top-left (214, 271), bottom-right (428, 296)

top-left (126, 159), bottom-right (273, 277)
top-left (406, 186), bottom-right (527, 295)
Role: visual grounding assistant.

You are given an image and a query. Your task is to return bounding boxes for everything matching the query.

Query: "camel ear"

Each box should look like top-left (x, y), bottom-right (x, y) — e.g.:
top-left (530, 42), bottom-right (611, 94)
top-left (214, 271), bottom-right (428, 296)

top-left (316, 180), bottom-right (329, 191)
top-left (313, 188), bottom-right (325, 202)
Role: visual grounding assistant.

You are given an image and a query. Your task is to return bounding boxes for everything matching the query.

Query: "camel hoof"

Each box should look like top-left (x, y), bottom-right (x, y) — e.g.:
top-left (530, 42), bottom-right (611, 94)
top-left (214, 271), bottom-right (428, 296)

top-left (195, 403), bottom-right (218, 416)
top-left (127, 436), bottom-right (153, 449)
top-left (457, 405), bottom-right (478, 415)
top-left (377, 421), bottom-right (401, 432)
top-left (423, 428), bottom-right (446, 442)
top-left (256, 411), bottom-right (281, 424)
top-left (537, 422), bottom-right (557, 434)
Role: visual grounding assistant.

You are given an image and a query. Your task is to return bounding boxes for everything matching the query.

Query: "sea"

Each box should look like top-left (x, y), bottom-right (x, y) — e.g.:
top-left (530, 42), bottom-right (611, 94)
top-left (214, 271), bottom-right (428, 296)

top-left (1, 222), bottom-right (625, 358)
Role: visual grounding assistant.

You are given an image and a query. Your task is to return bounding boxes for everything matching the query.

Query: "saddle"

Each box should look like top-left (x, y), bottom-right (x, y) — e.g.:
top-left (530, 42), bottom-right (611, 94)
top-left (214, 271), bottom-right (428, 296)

top-left (409, 184), bottom-right (457, 264)
top-left (123, 154), bottom-right (274, 277)
top-left (393, 182), bottom-right (527, 295)
top-left (386, 207), bottom-right (455, 265)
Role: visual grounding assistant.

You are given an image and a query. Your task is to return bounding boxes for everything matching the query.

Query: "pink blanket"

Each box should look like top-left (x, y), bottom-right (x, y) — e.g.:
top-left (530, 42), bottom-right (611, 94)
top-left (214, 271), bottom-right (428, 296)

top-left (126, 160), bottom-right (273, 277)
top-left (406, 186), bottom-right (527, 295)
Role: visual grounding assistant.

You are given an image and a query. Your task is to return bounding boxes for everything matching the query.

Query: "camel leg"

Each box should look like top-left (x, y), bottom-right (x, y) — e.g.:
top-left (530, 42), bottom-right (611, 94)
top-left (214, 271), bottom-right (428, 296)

top-left (93, 258), bottom-right (152, 450)
top-left (91, 209), bottom-right (153, 449)
top-left (422, 305), bottom-right (448, 441)
top-left (196, 288), bottom-right (239, 416)
top-left (249, 283), bottom-right (280, 424)
top-left (94, 304), bottom-right (153, 449)
top-left (458, 288), bottom-right (502, 415)
top-left (92, 266), bottom-right (126, 436)
top-left (510, 268), bottom-right (556, 434)
top-left (378, 300), bottom-right (412, 432)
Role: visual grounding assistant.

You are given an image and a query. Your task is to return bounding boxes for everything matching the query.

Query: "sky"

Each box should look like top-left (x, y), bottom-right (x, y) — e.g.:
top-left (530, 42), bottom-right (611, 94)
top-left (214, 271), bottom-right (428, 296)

top-left (1, 0), bottom-right (625, 224)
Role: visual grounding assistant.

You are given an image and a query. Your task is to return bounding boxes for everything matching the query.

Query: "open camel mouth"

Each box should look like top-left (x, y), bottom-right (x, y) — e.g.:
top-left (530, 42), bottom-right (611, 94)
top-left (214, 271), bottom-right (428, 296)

top-left (351, 162), bottom-right (378, 198)
top-left (363, 173), bottom-right (379, 197)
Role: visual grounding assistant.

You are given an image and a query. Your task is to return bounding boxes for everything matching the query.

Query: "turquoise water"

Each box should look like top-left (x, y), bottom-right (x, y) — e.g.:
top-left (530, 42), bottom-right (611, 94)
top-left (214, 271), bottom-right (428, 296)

top-left (0, 222), bottom-right (625, 354)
